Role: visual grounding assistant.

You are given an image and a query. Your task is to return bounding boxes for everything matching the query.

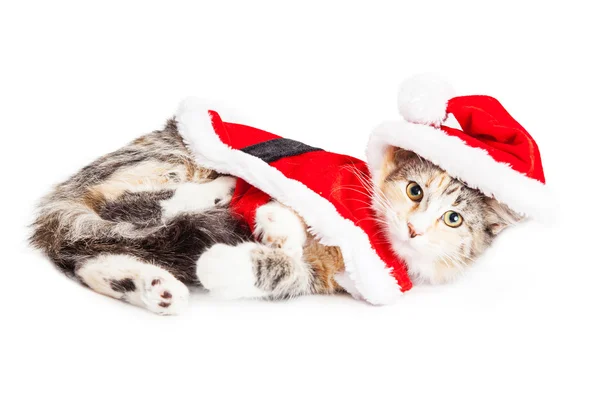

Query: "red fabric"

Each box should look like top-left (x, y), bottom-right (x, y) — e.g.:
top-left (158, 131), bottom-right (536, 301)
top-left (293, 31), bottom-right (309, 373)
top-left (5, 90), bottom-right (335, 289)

top-left (444, 96), bottom-right (545, 184)
top-left (208, 111), bottom-right (411, 293)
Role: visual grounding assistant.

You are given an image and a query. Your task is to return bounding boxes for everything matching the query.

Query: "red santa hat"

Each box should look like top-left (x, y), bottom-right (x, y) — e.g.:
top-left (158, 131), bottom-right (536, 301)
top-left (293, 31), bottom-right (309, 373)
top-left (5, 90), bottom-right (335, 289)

top-left (368, 74), bottom-right (549, 220)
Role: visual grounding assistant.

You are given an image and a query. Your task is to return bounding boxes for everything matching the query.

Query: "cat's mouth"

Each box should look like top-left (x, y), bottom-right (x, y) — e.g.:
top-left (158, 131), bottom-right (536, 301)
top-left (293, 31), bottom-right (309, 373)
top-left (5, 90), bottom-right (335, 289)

top-left (388, 228), bottom-right (420, 258)
top-left (382, 213), bottom-right (435, 263)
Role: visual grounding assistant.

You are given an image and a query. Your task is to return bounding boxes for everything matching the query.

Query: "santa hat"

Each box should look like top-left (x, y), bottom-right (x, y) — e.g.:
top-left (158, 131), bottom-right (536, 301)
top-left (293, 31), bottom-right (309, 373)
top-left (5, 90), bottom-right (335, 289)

top-left (368, 74), bottom-right (549, 220)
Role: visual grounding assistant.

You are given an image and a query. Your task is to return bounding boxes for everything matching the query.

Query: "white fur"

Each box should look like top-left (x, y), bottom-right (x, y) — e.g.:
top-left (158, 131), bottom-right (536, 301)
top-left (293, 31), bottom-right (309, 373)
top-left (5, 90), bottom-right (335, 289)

top-left (76, 254), bottom-right (189, 315)
top-left (196, 243), bottom-right (268, 299)
top-left (367, 119), bottom-right (552, 221)
top-left (408, 195), bottom-right (445, 235)
top-left (176, 100), bottom-right (403, 305)
top-left (160, 176), bottom-right (236, 219)
top-left (385, 213), bottom-right (465, 285)
top-left (397, 73), bottom-right (455, 126)
top-left (254, 202), bottom-right (307, 258)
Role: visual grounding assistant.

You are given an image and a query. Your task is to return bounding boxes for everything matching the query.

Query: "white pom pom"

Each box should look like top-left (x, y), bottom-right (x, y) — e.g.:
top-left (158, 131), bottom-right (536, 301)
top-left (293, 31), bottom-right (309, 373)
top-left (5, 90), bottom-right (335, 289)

top-left (397, 74), bottom-right (455, 126)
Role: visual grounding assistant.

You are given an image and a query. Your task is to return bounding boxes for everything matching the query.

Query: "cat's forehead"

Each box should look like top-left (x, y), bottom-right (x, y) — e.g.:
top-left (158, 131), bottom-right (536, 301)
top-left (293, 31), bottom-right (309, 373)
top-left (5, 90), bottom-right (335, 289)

top-left (388, 153), bottom-right (441, 179)
top-left (427, 177), bottom-right (483, 208)
top-left (389, 158), bottom-right (456, 190)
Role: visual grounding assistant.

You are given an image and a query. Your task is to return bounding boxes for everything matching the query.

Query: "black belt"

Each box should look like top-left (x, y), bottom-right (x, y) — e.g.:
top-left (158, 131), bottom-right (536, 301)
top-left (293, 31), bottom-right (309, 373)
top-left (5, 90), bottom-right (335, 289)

top-left (241, 138), bottom-right (322, 164)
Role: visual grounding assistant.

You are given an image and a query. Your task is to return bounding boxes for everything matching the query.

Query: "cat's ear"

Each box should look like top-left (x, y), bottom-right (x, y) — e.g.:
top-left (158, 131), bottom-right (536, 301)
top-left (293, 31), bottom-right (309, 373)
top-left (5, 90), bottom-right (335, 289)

top-left (380, 146), bottom-right (415, 174)
top-left (392, 147), bottom-right (416, 164)
top-left (373, 146), bottom-right (398, 184)
top-left (372, 146), bottom-right (419, 185)
top-left (484, 197), bottom-right (524, 235)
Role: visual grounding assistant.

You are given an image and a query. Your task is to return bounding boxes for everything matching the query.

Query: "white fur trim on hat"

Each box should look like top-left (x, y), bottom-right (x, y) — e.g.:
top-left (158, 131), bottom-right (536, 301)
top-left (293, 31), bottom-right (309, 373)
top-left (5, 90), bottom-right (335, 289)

top-left (367, 119), bottom-right (552, 221)
top-left (397, 74), bottom-right (455, 127)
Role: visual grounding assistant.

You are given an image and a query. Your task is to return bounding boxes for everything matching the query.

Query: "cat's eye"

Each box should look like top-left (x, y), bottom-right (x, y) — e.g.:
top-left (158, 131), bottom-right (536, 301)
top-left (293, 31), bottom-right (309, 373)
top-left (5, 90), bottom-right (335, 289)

top-left (443, 211), bottom-right (463, 228)
top-left (406, 182), bottom-right (423, 202)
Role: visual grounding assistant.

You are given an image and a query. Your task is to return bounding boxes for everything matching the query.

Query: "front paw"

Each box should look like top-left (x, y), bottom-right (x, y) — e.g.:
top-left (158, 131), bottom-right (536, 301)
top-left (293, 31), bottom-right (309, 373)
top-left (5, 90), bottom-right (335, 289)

top-left (255, 202), bottom-right (306, 256)
top-left (160, 176), bottom-right (236, 218)
top-left (209, 176), bottom-right (237, 206)
top-left (196, 243), bottom-right (267, 299)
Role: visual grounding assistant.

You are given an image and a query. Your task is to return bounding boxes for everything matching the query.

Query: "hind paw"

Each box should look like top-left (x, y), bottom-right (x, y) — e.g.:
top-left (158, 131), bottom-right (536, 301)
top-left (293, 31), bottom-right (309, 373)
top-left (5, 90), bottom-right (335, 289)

top-left (140, 275), bottom-right (189, 315)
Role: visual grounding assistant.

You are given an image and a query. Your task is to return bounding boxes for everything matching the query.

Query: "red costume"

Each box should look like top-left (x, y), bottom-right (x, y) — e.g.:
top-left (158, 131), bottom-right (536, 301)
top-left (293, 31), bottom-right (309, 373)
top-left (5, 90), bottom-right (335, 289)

top-left (176, 75), bottom-right (548, 305)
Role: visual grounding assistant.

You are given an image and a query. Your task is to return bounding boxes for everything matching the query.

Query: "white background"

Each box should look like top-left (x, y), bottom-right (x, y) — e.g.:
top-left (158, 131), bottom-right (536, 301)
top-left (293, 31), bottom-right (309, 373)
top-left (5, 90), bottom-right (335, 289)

top-left (1, 1), bottom-right (598, 399)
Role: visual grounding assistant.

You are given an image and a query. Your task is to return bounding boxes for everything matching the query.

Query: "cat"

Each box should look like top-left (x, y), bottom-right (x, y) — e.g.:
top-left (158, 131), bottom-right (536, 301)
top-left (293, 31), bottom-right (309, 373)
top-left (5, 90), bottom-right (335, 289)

top-left (30, 119), bottom-right (521, 314)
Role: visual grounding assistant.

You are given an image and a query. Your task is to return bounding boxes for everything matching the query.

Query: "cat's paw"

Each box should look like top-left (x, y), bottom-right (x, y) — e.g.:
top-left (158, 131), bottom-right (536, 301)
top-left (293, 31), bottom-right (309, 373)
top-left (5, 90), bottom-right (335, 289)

top-left (140, 275), bottom-right (189, 315)
top-left (160, 176), bottom-right (236, 218)
top-left (208, 176), bottom-right (237, 206)
top-left (255, 202), bottom-right (306, 257)
top-left (196, 243), bottom-right (267, 300)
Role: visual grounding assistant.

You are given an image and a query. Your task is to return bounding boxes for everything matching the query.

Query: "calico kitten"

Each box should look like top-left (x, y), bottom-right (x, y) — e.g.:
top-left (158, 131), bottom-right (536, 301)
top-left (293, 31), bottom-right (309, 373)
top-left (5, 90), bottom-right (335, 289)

top-left (30, 120), bottom-right (519, 314)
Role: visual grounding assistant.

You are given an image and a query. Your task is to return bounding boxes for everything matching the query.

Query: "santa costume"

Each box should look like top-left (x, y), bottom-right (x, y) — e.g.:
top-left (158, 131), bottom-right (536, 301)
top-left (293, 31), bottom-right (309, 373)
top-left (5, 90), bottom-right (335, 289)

top-left (176, 75), bottom-right (548, 305)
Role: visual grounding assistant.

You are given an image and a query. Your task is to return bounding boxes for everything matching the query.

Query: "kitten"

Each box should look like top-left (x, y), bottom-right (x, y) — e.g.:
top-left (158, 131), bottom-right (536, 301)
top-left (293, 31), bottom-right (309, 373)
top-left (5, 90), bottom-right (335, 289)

top-left (30, 120), bottom-right (519, 314)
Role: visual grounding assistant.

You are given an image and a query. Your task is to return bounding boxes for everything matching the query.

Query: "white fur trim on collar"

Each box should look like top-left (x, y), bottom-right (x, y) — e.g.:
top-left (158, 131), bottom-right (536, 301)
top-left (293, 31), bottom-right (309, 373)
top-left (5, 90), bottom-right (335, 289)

top-left (367, 118), bottom-right (552, 221)
top-left (176, 97), bottom-right (403, 305)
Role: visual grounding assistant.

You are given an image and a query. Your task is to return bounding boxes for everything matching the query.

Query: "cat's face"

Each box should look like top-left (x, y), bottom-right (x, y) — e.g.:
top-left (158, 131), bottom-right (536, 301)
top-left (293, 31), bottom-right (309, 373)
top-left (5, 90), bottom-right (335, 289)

top-left (371, 147), bottom-right (520, 284)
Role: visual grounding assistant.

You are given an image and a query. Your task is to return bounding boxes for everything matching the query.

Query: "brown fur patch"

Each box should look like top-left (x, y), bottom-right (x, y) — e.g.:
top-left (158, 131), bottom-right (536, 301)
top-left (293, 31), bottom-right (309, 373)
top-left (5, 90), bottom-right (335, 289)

top-left (426, 174), bottom-right (436, 187)
top-left (82, 188), bottom-right (106, 213)
top-left (184, 159), bottom-right (197, 180)
top-left (133, 136), bottom-right (149, 145)
top-left (303, 236), bottom-right (345, 294)
top-left (436, 173), bottom-right (449, 189)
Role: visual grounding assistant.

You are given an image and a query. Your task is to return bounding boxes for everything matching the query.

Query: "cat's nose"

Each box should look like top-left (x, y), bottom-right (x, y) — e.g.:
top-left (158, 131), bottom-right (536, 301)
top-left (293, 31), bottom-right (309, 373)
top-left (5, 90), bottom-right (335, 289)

top-left (407, 223), bottom-right (421, 238)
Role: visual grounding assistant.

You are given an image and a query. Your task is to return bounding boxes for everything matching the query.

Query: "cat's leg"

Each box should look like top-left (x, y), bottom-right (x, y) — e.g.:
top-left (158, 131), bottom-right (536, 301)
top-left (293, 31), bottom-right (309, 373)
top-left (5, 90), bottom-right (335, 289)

top-left (76, 254), bottom-right (189, 315)
top-left (196, 242), bottom-right (313, 300)
top-left (160, 175), bottom-right (236, 219)
top-left (254, 201), bottom-right (345, 296)
top-left (196, 201), bottom-right (314, 300)
top-left (254, 201), bottom-right (307, 258)
top-left (195, 201), bottom-right (311, 299)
